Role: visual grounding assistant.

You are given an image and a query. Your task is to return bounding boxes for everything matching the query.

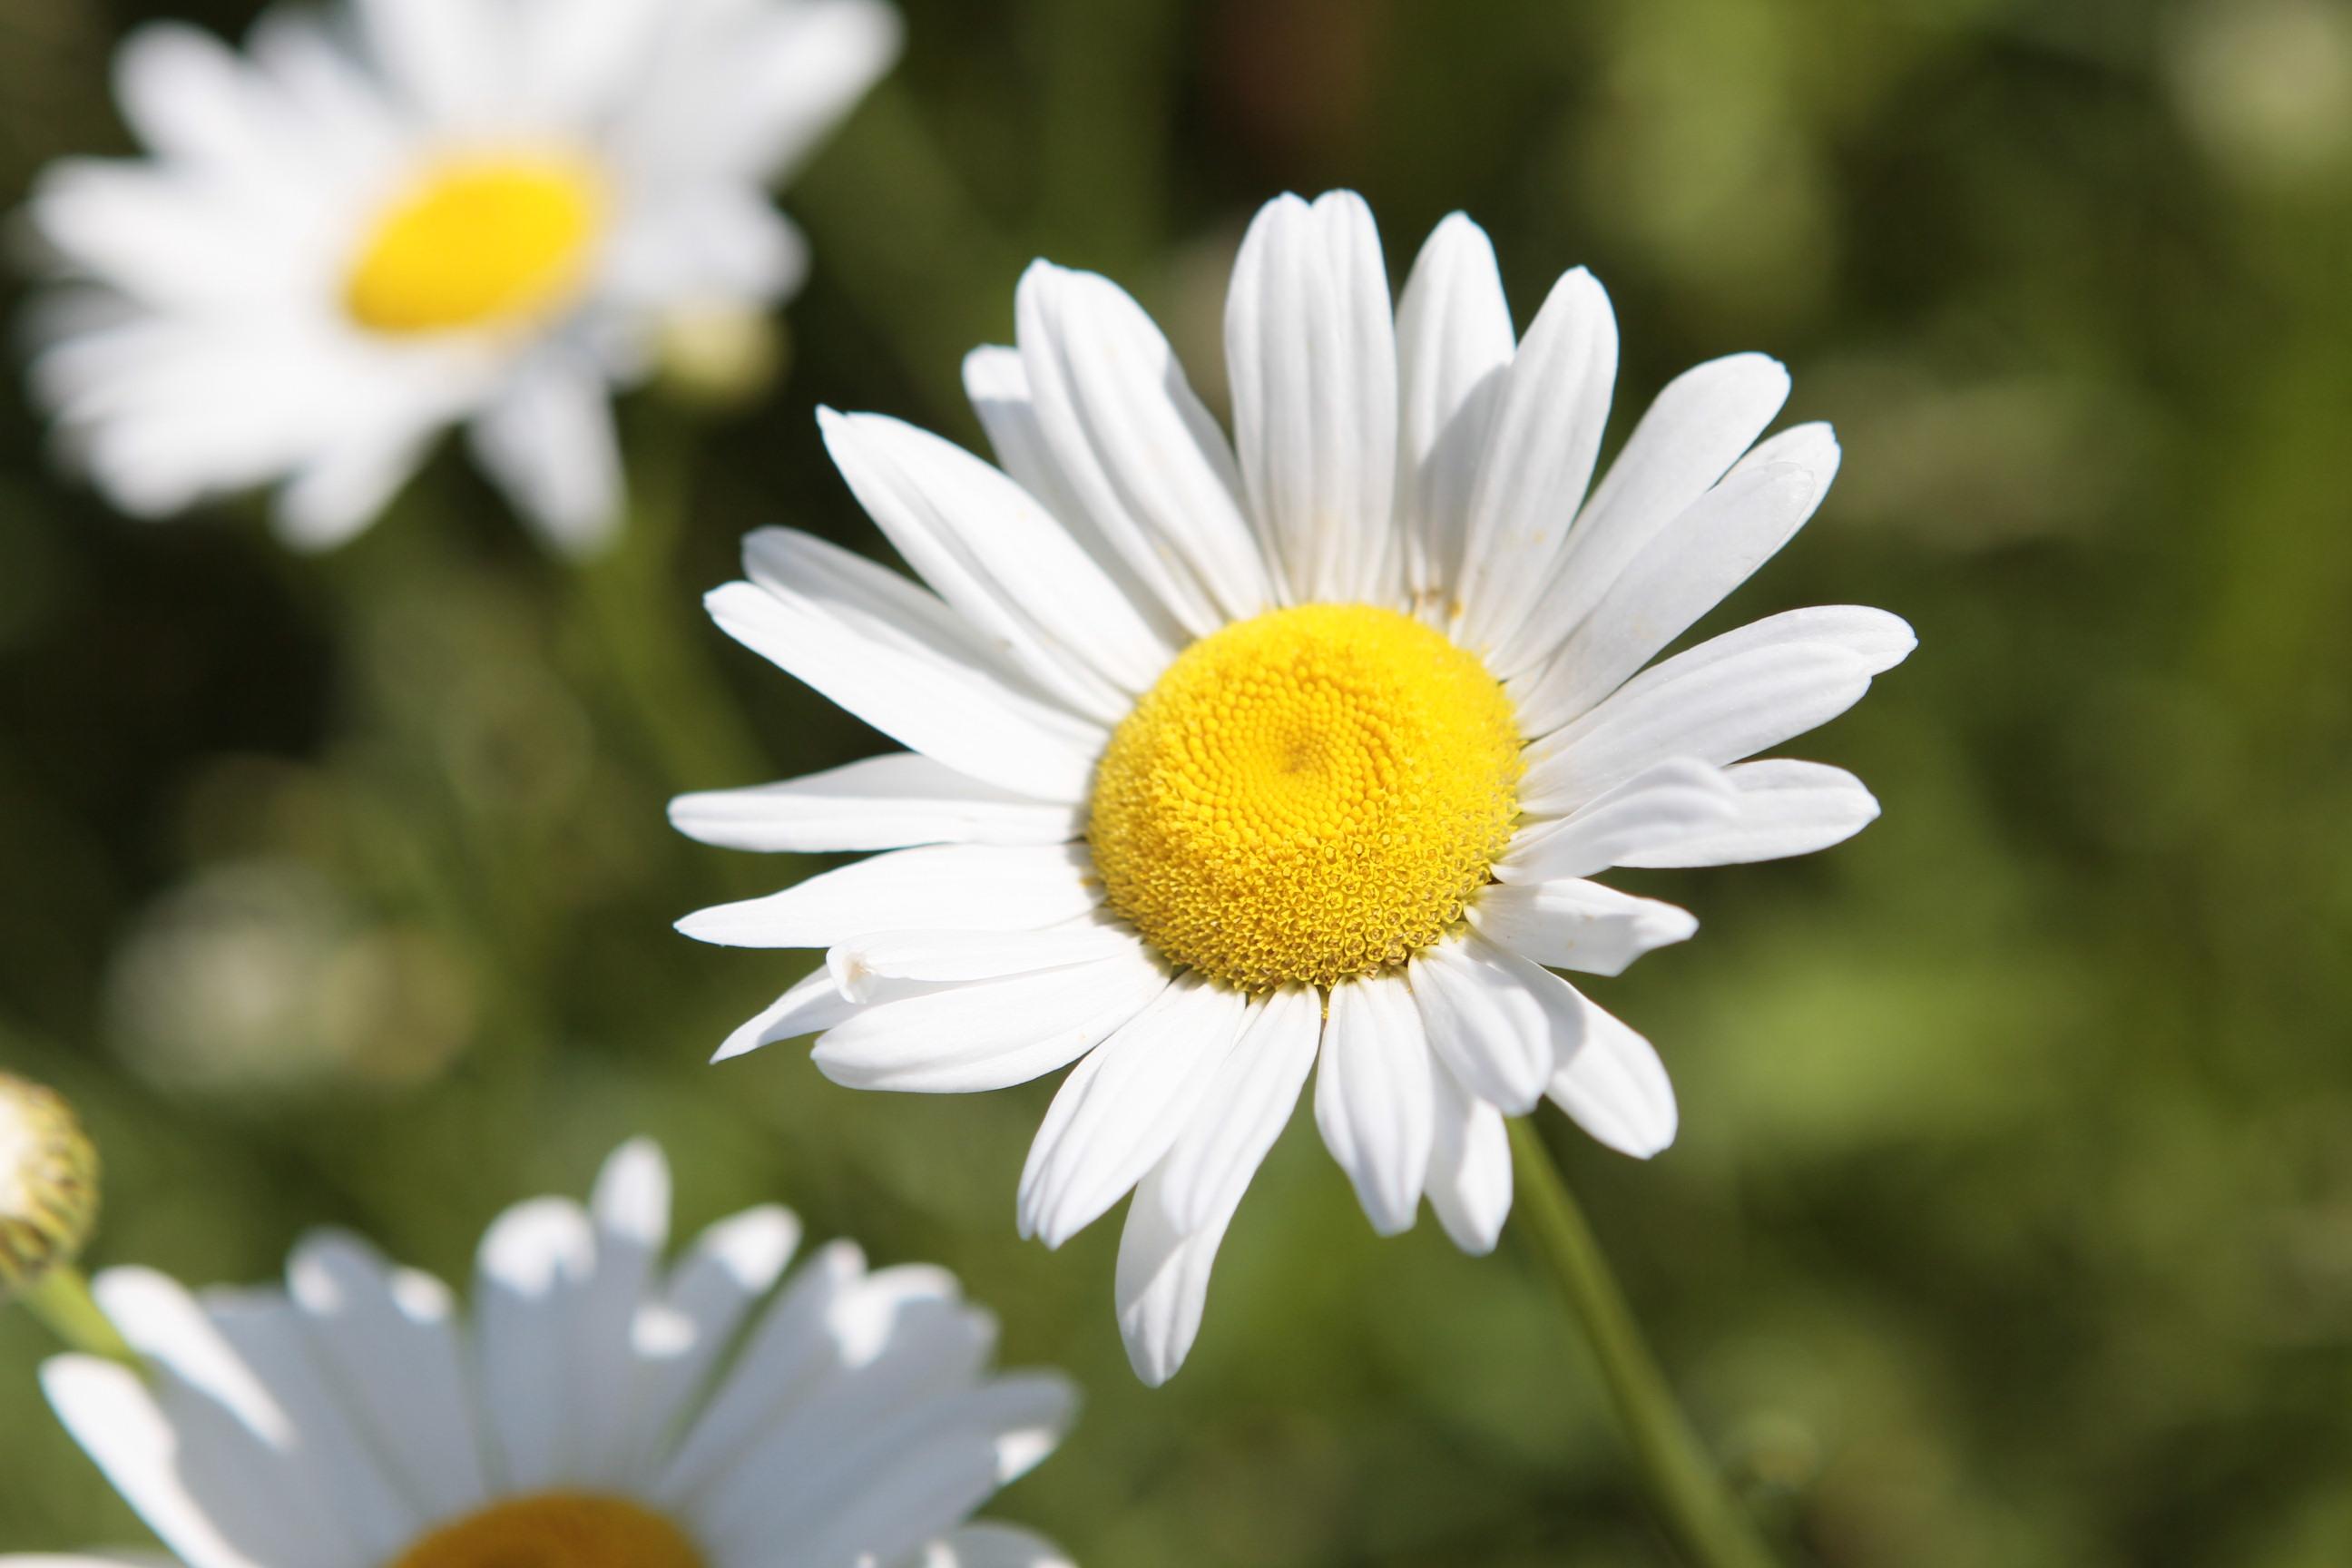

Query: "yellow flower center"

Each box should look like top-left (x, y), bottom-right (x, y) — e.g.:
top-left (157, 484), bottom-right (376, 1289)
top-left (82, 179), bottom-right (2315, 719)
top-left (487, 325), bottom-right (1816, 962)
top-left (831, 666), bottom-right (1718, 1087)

top-left (1089, 603), bottom-right (1522, 992)
top-left (386, 1493), bottom-right (704, 1568)
top-left (345, 152), bottom-right (606, 336)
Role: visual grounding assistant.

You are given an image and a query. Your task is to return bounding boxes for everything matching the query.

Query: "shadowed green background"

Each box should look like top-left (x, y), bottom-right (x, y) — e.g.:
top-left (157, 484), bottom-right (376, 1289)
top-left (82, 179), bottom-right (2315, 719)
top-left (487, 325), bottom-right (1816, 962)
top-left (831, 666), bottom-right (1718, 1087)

top-left (5, 0), bottom-right (2351, 1563)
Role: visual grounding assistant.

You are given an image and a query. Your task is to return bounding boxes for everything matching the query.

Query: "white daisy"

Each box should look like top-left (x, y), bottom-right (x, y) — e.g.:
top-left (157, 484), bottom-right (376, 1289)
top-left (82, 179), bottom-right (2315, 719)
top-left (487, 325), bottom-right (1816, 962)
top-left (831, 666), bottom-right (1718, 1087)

top-left (5, 1140), bottom-right (1075, 1568)
top-left (672, 191), bottom-right (1914, 1384)
top-left (23, 0), bottom-right (899, 552)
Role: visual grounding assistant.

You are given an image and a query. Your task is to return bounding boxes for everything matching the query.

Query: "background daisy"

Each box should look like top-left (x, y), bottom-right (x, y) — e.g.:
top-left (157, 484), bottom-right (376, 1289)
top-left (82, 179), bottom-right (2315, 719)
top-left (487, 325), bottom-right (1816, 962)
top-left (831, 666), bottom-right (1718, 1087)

top-left (672, 190), bottom-right (1911, 1384)
top-left (21, 0), bottom-right (899, 550)
top-left (4, 1138), bottom-right (1073, 1568)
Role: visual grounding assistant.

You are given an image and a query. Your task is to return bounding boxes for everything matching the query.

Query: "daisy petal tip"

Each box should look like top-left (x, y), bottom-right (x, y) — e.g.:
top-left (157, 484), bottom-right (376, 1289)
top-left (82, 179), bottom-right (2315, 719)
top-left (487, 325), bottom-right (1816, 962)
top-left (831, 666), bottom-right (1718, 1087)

top-left (1118, 1319), bottom-right (1185, 1388)
top-left (710, 1029), bottom-right (768, 1065)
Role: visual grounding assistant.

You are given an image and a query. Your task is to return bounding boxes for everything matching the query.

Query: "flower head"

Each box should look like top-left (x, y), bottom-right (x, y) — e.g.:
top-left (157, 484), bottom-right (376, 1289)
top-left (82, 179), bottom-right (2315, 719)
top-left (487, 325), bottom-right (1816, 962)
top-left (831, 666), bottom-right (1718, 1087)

top-left (22, 1139), bottom-right (1074, 1568)
top-left (0, 1072), bottom-right (100, 1301)
top-left (674, 191), bottom-right (1912, 1383)
top-left (23, 0), bottom-right (899, 551)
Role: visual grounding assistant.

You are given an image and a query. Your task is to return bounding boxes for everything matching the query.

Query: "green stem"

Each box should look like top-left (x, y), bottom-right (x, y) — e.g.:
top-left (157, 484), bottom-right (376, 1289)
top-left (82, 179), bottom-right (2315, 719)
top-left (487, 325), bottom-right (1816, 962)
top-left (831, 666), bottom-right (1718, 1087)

top-left (1508, 1119), bottom-right (1779, 1568)
top-left (17, 1265), bottom-right (138, 1367)
top-left (574, 407), bottom-right (769, 796)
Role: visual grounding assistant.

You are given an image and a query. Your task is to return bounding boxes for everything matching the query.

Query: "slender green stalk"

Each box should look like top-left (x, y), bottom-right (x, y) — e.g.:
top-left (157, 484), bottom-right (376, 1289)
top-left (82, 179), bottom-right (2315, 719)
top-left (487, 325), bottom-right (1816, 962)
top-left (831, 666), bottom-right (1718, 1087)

top-left (16, 1265), bottom-right (137, 1367)
top-left (574, 407), bottom-right (769, 796)
top-left (1508, 1119), bottom-right (1779, 1568)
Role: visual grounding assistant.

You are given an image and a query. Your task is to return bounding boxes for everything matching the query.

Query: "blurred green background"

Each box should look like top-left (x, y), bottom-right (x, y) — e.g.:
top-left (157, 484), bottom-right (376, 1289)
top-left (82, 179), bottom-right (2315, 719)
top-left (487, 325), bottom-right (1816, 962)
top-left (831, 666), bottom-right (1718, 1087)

top-left (5, 0), bottom-right (2352, 1563)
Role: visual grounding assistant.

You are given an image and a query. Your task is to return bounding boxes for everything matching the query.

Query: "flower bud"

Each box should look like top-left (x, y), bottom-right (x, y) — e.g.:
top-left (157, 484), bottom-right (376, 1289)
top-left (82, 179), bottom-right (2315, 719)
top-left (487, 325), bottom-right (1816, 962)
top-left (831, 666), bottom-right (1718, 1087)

top-left (652, 301), bottom-right (787, 410)
top-left (0, 1072), bottom-right (100, 1300)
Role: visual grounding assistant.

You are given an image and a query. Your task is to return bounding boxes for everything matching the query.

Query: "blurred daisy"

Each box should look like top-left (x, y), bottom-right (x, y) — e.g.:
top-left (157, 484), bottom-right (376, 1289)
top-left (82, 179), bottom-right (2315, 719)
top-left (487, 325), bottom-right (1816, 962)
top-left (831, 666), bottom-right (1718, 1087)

top-left (23, 0), bottom-right (898, 551)
top-left (8, 1140), bottom-right (1074, 1568)
top-left (673, 191), bottom-right (1912, 1383)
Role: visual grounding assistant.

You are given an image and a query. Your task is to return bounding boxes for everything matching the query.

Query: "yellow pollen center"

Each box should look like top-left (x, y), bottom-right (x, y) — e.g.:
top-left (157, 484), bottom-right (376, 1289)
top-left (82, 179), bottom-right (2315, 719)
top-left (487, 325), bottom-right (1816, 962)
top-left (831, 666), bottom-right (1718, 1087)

top-left (1089, 603), bottom-right (1522, 991)
top-left (386, 1493), bottom-right (705, 1568)
top-left (346, 152), bottom-right (606, 335)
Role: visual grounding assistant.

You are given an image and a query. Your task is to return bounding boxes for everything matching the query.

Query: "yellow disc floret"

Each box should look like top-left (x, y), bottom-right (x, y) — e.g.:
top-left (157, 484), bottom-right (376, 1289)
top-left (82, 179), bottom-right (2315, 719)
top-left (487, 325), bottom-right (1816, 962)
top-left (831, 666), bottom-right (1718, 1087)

top-left (346, 152), bottom-right (606, 336)
top-left (1090, 603), bottom-right (1522, 991)
top-left (387, 1493), bottom-right (704, 1568)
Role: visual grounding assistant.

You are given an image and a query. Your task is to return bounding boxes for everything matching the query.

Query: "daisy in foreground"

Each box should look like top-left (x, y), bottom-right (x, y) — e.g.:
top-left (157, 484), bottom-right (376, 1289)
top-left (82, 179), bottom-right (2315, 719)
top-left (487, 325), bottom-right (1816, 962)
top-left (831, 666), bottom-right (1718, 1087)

top-left (673, 191), bottom-right (1913, 1386)
top-left (23, 0), bottom-right (897, 551)
top-left (5, 1140), bottom-right (1075, 1568)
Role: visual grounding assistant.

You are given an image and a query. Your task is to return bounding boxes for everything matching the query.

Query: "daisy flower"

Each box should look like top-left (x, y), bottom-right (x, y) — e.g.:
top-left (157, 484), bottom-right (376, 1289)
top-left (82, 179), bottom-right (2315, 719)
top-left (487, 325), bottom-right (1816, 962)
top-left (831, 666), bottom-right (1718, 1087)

top-left (22, 0), bottom-right (899, 552)
top-left (672, 191), bottom-right (1913, 1384)
top-left (6, 1140), bottom-right (1075, 1568)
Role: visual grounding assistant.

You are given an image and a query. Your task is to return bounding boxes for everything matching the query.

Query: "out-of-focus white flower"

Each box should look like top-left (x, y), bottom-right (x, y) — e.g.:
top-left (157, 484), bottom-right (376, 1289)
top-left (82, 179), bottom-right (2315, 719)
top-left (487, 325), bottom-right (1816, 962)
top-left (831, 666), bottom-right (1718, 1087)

top-left (23, 0), bottom-right (899, 552)
top-left (671, 190), bottom-right (1912, 1383)
top-left (103, 859), bottom-right (476, 1099)
top-left (2168, 0), bottom-right (2352, 187)
top-left (6, 1140), bottom-right (1076, 1568)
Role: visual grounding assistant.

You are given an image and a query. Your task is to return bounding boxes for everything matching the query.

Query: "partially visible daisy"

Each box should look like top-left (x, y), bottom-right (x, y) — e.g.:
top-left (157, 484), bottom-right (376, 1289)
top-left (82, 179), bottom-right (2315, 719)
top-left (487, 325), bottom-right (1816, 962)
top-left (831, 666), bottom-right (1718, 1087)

top-left (673, 191), bottom-right (1912, 1384)
top-left (22, 0), bottom-right (898, 551)
top-left (5, 1140), bottom-right (1075, 1568)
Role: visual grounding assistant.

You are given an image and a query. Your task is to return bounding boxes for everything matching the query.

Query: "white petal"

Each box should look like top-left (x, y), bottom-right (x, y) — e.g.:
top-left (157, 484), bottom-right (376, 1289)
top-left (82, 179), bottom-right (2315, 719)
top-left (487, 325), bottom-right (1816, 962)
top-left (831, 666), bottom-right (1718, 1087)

top-left (1407, 933), bottom-right (1587, 1115)
top-left (90, 1269), bottom-right (294, 1450)
top-left (1547, 990), bottom-right (1678, 1159)
top-left (655, 1240), bottom-right (870, 1499)
top-left (1619, 759), bottom-right (1882, 867)
top-left (1469, 878), bottom-right (1697, 977)
top-left (617, 1201), bottom-right (802, 1480)
top-left (677, 843), bottom-right (1099, 949)
top-left (41, 1355), bottom-right (277, 1568)
top-left (1313, 971), bottom-right (1434, 1236)
top-left (1017, 975), bottom-right (1252, 1248)
top-left (1114, 1155), bottom-right (1240, 1387)
top-left (468, 353), bottom-right (623, 557)
top-left (613, 0), bottom-right (900, 184)
top-left (504, 0), bottom-right (669, 125)
top-left (1014, 262), bottom-right (1270, 633)
top-left (1452, 268), bottom-right (1617, 670)
top-left (1426, 1063), bottom-right (1513, 1254)
top-left (1225, 190), bottom-right (1398, 603)
top-left (271, 430), bottom-right (429, 552)
top-left (828, 923), bottom-right (1141, 1002)
top-left (714, 1376), bottom-right (1075, 1568)
top-left (350, 0), bottom-right (495, 121)
top-left (112, 24), bottom-right (284, 171)
top-left (30, 160), bottom-right (299, 309)
top-left (1580, 603), bottom-right (1916, 691)
top-left (1499, 758), bottom-right (1741, 883)
top-left (285, 1237), bottom-right (488, 1520)
top-left (566, 1141), bottom-right (672, 1487)
top-left (671, 752), bottom-right (1081, 854)
top-left (713, 966), bottom-right (864, 1063)
top-left (961, 351), bottom-right (1096, 541)
top-left (74, 1273), bottom-right (363, 1568)
top-left (1519, 641), bottom-right (1884, 818)
top-left (472, 1198), bottom-right (597, 1492)
top-left (1494, 352), bottom-right (1790, 677)
top-left (818, 408), bottom-right (1175, 715)
top-left (910, 1523), bottom-right (1076, 1568)
top-left (672, 1268), bottom-right (1014, 1538)
top-left (1734, 420), bottom-right (1842, 497)
top-left (715, 528), bottom-right (1105, 801)
top-left (199, 1291), bottom-right (417, 1564)
top-left (812, 945), bottom-right (1171, 1093)
top-left (602, 184), bottom-right (809, 307)
top-left (1394, 212), bottom-right (1514, 615)
top-left (1154, 985), bottom-right (1321, 1233)
top-left (1508, 459), bottom-right (1822, 734)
